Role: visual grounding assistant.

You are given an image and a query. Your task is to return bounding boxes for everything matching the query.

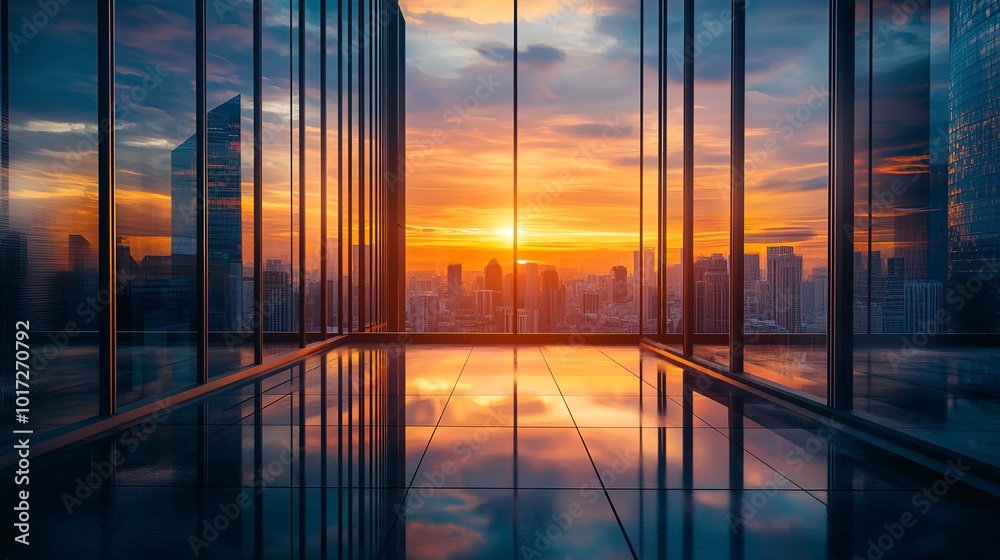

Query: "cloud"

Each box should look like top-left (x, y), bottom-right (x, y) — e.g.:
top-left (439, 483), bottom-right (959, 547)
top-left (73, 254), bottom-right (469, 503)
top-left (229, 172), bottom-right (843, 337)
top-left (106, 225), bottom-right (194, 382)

top-left (521, 43), bottom-right (568, 66)
top-left (474, 42), bottom-right (514, 63)
top-left (11, 120), bottom-right (97, 135)
top-left (474, 42), bottom-right (567, 67)
top-left (746, 227), bottom-right (823, 244)
top-left (552, 123), bottom-right (634, 138)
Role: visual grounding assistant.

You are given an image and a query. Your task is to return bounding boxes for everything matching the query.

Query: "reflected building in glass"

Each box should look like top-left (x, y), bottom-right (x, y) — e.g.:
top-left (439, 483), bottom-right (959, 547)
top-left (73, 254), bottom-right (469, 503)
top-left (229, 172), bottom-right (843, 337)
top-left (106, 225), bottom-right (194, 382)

top-left (949, 0), bottom-right (1000, 333)
top-left (171, 95), bottom-right (244, 332)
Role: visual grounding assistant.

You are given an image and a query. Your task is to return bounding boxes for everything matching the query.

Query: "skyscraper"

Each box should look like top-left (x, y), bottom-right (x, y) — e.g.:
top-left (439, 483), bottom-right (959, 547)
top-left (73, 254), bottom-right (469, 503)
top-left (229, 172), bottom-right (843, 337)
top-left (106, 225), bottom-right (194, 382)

top-left (883, 257), bottom-right (906, 333)
top-left (171, 95), bottom-right (244, 332)
top-left (484, 258), bottom-right (502, 293)
top-left (539, 269), bottom-right (564, 332)
top-left (263, 259), bottom-right (292, 332)
top-left (695, 254), bottom-right (729, 333)
top-left (745, 253), bottom-right (761, 319)
top-left (767, 246), bottom-right (803, 333)
top-left (523, 262), bottom-right (539, 331)
top-left (904, 281), bottom-right (944, 334)
top-left (949, 0), bottom-right (1000, 332)
top-left (611, 265), bottom-right (629, 304)
top-left (411, 291), bottom-right (440, 332)
top-left (446, 263), bottom-right (462, 311)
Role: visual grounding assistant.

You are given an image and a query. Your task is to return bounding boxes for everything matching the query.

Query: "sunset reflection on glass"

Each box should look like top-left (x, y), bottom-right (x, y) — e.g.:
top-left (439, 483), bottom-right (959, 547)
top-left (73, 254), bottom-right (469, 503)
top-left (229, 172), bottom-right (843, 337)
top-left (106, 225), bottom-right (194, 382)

top-left (11, 344), bottom-right (999, 559)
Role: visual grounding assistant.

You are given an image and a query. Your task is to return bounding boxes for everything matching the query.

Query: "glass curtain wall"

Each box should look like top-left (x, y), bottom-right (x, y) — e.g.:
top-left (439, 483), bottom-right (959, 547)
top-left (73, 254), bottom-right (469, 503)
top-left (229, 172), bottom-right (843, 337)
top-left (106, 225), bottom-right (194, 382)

top-left (114, 0), bottom-right (199, 405)
top-left (208, 0), bottom-right (256, 377)
top-left (742, 0), bottom-right (829, 399)
top-left (853, 0), bottom-right (1000, 466)
top-left (0, 0), bottom-right (402, 431)
top-left (690, 0), bottom-right (732, 366)
top-left (401, 0), bottom-right (514, 333)
top-left (635, 0), bottom-right (1000, 471)
top-left (517, 0), bottom-right (641, 335)
top-left (3, 0), bottom-right (101, 430)
top-left (404, 0), bottom-right (641, 334)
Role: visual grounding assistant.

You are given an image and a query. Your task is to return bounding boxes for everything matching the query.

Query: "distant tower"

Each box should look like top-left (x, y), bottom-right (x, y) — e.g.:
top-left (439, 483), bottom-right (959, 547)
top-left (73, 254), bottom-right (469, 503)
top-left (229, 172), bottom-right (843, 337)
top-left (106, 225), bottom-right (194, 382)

top-left (172, 95), bottom-right (244, 331)
top-left (904, 281), bottom-right (944, 334)
top-left (694, 254), bottom-right (729, 333)
top-left (484, 258), bottom-right (502, 293)
top-left (539, 269), bottom-right (564, 331)
top-left (611, 265), bottom-right (629, 304)
top-left (446, 263), bottom-right (462, 311)
top-left (949, 0), bottom-right (1000, 332)
top-left (767, 247), bottom-right (803, 333)
top-left (523, 262), bottom-right (539, 331)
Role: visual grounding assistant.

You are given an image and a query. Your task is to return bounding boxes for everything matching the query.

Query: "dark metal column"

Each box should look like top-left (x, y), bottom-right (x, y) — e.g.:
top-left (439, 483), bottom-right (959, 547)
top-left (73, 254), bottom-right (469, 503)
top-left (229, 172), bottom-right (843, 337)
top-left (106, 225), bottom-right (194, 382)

top-left (321, 0), bottom-right (329, 338)
top-left (196, 0), bottom-right (209, 384)
top-left (338, 0), bottom-right (345, 334)
top-left (682, 0), bottom-right (694, 356)
top-left (657, 0), bottom-right (667, 338)
top-left (829, 0), bottom-right (855, 410)
top-left (98, 0), bottom-right (117, 414)
top-left (1, 1), bottom-right (8, 230)
top-left (512, 0), bottom-right (519, 336)
top-left (254, 0), bottom-right (264, 363)
top-left (730, 0), bottom-right (746, 373)
top-left (298, 0), bottom-right (307, 347)
top-left (639, 0), bottom-right (645, 337)
top-left (358, 0), bottom-right (366, 332)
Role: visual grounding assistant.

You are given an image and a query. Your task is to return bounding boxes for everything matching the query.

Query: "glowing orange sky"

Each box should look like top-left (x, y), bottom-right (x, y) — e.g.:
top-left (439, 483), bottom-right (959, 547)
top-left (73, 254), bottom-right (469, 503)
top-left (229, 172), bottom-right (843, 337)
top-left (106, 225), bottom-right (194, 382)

top-left (6, 0), bottom-right (841, 278)
top-left (400, 0), bottom-right (833, 275)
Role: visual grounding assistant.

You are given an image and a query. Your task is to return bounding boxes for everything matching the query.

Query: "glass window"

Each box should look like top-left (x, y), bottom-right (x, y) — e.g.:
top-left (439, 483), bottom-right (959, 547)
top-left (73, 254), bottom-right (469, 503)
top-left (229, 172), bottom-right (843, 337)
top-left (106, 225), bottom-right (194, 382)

top-left (742, 0), bottom-right (829, 399)
top-left (691, 0), bottom-right (732, 365)
top-left (402, 0), bottom-right (514, 333)
top-left (518, 0), bottom-right (641, 334)
top-left (208, 0), bottom-right (256, 377)
top-left (262, 0), bottom-right (296, 356)
top-left (5, 0), bottom-right (100, 430)
top-left (115, 0), bottom-right (198, 405)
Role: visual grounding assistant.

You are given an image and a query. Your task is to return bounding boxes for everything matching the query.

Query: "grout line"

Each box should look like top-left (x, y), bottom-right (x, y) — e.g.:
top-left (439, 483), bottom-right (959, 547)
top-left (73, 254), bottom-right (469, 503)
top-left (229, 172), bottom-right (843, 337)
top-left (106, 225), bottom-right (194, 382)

top-left (374, 345), bottom-right (475, 556)
top-left (541, 347), bottom-right (640, 560)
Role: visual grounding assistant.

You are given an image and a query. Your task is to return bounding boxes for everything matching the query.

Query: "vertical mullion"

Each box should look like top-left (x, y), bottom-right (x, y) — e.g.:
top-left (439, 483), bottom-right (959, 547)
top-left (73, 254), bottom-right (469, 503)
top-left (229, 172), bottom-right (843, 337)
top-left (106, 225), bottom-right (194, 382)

top-left (656, 0), bottom-right (664, 339)
top-left (358, 0), bottom-right (366, 331)
top-left (254, 0), bottom-right (263, 363)
top-left (347, 0), bottom-right (353, 333)
top-left (656, 0), bottom-right (667, 336)
top-left (512, 0), bottom-right (519, 336)
top-left (866, 0), bottom-right (873, 336)
top-left (197, 0), bottom-right (208, 384)
top-left (682, 0), bottom-right (694, 356)
top-left (321, 0), bottom-right (329, 338)
top-left (730, 0), bottom-right (746, 373)
top-left (98, 0), bottom-right (117, 414)
top-left (829, 0), bottom-right (854, 409)
top-left (639, 0), bottom-right (645, 337)
top-left (1, 1), bottom-right (8, 229)
top-left (368, 0), bottom-right (374, 328)
top-left (299, 0), bottom-right (307, 347)
top-left (338, 0), bottom-right (344, 334)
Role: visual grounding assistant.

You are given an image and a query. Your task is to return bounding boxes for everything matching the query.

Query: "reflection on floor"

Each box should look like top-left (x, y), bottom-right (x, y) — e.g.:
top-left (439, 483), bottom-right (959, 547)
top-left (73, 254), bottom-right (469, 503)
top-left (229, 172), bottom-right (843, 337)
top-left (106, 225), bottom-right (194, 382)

top-left (3, 345), bottom-right (999, 559)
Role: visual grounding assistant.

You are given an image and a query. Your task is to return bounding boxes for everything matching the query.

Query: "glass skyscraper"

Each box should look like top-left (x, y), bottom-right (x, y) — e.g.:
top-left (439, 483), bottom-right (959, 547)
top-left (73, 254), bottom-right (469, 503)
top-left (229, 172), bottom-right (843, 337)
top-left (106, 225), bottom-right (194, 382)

top-left (949, 0), bottom-right (1000, 333)
top-left (171, 95), bottom-right (244, 332)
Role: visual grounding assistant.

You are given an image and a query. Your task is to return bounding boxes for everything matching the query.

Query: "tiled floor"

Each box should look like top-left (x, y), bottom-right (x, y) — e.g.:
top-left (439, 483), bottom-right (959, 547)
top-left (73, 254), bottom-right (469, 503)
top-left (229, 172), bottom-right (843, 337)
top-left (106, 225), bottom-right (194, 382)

top-left (3, 345), bottom-right (999, 559)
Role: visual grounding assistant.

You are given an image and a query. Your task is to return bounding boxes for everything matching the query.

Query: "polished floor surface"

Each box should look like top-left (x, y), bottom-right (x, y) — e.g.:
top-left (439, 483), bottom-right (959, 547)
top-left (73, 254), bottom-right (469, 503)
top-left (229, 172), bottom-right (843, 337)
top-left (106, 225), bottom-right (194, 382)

top-left (3, 345), bottom-right (999, 559)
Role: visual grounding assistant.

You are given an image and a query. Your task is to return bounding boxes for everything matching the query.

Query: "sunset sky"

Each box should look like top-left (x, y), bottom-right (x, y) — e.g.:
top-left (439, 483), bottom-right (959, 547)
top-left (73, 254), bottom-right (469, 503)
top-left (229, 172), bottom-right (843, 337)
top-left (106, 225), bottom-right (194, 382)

top-left (400, 0), bottom-right (833, 274)
top-left (5, 0), bottom-right (945, 278)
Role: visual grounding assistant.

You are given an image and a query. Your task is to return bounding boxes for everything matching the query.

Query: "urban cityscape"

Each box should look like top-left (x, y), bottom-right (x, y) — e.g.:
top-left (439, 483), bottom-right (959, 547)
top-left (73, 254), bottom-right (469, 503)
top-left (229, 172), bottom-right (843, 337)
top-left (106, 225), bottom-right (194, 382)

top-left (404, 245), bottom-right (953, 335)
